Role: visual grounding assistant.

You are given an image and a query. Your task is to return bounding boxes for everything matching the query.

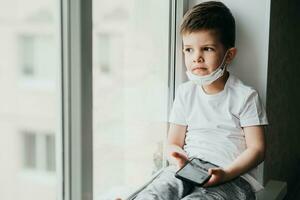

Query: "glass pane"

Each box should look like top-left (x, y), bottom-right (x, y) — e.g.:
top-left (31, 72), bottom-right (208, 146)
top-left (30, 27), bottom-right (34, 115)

top-left (23, 132), bottom-right (37, 169)
top-left (46, 134), bottom-right (56, 172)
top-left (19, 36), bottom-right (35, 77)
top-left (92, 0), bottom-right (170, 199)
top-left (0, 0), bottom-right (61, 199)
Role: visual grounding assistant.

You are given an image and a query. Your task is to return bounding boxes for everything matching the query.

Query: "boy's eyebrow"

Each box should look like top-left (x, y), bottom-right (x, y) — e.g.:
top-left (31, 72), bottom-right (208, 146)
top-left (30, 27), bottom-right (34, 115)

top-left (183, 43), bottom-right (217, 47)
top-left (203, 43), bottom-right (217, 47)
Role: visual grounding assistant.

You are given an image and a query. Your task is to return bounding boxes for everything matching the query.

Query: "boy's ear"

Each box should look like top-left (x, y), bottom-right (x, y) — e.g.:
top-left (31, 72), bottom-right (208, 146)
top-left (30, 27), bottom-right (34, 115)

top-left (226, 47), bottom-right (237, 64)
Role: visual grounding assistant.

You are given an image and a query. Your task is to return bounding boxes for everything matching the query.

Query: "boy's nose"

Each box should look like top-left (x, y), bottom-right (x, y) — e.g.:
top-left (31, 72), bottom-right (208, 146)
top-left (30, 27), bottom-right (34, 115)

top-left (192, 50), bottom-right (204, 63)
top-left (193, 54), bottom-right (204, 63)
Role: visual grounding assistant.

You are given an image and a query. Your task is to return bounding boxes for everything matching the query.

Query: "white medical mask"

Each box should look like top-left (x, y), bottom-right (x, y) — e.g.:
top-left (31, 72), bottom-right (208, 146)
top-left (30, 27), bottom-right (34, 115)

top-left (186, 51), bottom-right (228, 86)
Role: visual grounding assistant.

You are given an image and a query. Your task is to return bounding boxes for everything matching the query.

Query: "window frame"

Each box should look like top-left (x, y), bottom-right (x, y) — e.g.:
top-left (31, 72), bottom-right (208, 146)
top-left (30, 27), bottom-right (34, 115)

top-left (61, 0), bottom-right (93, 200)
top-left (60, 0), bottom-right (187, 199)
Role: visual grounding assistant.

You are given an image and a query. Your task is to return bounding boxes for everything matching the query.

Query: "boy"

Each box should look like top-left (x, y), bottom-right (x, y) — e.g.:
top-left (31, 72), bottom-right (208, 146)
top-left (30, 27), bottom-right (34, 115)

top-left (134, 1), bottom-right (268, 199)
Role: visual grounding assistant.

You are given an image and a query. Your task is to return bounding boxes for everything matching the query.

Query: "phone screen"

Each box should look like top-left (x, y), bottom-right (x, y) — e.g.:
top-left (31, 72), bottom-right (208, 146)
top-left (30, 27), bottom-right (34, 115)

top-left (175, 158), bottom-right (212, 186)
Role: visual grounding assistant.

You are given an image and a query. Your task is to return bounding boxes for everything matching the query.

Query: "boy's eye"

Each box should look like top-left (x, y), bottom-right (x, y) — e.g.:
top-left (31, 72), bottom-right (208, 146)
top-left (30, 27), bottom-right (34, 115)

top-left (203, 47), bottom-right (214, 51)
top-left (184, 48), bottom-right (193, 53)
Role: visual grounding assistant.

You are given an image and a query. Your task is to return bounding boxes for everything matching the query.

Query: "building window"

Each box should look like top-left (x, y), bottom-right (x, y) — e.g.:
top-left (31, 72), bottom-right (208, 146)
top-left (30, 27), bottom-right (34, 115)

top-left (23, 132), bottom-right (37, 169)
top-left (18, 35), bottom-right (57, 82)
top-left (98, 34), bottom-right (111, 73)
top-left (46, 134), bottom-right (56, 172)
top-left (22, 131), bottom-right (56, 172)
top-left (19, 36), bottom-right (35, 77)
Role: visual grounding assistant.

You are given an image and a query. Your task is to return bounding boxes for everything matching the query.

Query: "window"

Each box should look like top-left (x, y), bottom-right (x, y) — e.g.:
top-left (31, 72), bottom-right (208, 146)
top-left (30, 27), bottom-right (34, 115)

top-left (1, 0), bottom-right (176, 199)
top-left (18, 34), bottom-right (59, 88)
top-left (92, 0), bottom-right (170, 199)
top-left (23, 132), bottom-right (37, 169)
top-left (97, 34), bottom-right (111, 73)
top-left (46, 134), bottom-right (56, 172)
top-left (19, 36), bottom-right (35, 77)
top-left (0, 0), bottom-right (61, 199)
top-left (22, 131), bottom-right (56, 173)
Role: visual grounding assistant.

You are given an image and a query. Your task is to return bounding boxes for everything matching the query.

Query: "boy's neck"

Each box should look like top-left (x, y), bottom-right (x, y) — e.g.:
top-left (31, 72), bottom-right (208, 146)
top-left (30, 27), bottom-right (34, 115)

top-left (201, 71), bottom-right (229, 94)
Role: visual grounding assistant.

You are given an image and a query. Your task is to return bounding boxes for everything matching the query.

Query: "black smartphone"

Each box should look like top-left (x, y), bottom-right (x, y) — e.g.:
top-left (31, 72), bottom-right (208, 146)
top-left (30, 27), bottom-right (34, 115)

top-left (175, 158), bottom-right (213, 186)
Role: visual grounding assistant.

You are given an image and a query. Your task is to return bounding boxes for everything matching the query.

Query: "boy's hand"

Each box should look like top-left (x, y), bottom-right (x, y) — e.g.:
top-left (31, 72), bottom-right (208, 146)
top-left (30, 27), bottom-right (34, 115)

top-left (171, 151), bottom-right (188, 169)
top-left (203, 168), bottom-right (229, 187)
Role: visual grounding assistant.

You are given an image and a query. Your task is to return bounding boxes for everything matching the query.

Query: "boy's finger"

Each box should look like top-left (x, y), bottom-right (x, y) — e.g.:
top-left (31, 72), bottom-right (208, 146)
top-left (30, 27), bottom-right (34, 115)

top-left (203, 175), bottom-right (213, 187)
top-left (178, 159), bottom-right (187, 168)
top-left (208, 168), bottom-right (219, 175)
top-left (171, 152), bottom-right (188, 161)
top-left (208, 168), bottom-right (212, 175)
top-left (171, 152), bottom-right (180, 157)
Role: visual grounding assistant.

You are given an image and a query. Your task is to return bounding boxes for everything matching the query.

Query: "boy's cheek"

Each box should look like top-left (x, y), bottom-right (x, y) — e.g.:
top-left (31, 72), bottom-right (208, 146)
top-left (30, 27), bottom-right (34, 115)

top-left (183, 56), bottom-right (190, 66)
top-left (184, 61), bottom-right (191, 70)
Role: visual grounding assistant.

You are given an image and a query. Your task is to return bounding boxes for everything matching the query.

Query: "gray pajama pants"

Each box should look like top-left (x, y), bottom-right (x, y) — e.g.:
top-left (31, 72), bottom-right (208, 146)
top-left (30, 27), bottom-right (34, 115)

top-left (134, 165), bottom-right (255, 200)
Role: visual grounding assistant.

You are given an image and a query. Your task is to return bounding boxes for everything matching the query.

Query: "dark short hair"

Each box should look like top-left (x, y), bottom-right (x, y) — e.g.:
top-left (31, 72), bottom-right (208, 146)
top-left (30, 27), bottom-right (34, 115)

top-left (180, 1), bottom-right (236, 49)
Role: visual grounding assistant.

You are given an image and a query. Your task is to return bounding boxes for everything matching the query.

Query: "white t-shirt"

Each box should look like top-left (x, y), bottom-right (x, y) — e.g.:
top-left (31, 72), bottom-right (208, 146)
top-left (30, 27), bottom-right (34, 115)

top-left (169, 73), bottom-right (268, 192)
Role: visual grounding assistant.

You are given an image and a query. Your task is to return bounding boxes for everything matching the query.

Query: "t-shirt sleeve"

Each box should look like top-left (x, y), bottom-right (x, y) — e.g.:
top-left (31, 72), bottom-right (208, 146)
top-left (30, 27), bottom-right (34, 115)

top-left (168, 85), bottom-right (187, 126)
top-left (239, 89), bottom-right (268, 127)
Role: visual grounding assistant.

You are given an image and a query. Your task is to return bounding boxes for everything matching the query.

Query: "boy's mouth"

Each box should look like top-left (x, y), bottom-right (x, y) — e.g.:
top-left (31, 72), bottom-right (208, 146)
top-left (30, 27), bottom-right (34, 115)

top-left (192, 66), bottom-right (207, 71)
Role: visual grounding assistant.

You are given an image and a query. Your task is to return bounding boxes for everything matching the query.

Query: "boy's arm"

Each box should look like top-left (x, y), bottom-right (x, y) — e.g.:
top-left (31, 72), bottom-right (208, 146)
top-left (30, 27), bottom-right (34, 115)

top-left (166, 123), bottom-right (188, 168)
top-left (223, 125), bottom-right (266, 181)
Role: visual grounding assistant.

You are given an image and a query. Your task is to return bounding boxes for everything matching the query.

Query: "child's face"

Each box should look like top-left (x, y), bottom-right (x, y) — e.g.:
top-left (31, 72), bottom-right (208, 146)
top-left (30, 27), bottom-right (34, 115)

top-left (182, 30), bottom-right (228, 76)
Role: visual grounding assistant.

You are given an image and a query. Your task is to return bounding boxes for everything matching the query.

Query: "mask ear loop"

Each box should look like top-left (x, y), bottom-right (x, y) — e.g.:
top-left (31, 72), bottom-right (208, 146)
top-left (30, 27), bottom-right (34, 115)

top-left (220, 50), bottom-right (229, 70)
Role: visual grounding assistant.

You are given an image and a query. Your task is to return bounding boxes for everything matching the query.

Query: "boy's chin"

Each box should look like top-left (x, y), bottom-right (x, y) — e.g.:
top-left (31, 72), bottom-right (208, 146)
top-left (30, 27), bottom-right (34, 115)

top-left (192, 70), bottom-right (209, 76)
